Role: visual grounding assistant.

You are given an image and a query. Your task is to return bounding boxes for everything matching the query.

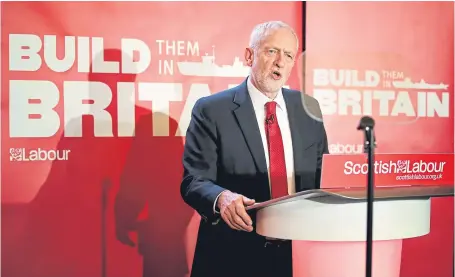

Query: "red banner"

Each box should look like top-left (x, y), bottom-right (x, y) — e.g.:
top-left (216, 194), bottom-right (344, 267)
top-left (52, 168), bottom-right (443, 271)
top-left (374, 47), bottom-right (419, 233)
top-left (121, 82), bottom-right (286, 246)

top-left (305, 2), bottom-right (454, 155)
top-left (306, 2), bottom-right (454, 277)
top-left (1, 2), bottom-right (303, 277)
top-left (321, 153), bottom-right (454, 188)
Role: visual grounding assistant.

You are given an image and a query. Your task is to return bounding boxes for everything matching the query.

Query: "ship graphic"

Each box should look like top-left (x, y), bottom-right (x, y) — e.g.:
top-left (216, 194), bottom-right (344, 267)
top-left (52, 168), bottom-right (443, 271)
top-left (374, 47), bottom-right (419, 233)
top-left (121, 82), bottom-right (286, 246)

top-left (392, 78), bottom-right (448, 90)
top-left (177, 46), bottom-right (250, 77)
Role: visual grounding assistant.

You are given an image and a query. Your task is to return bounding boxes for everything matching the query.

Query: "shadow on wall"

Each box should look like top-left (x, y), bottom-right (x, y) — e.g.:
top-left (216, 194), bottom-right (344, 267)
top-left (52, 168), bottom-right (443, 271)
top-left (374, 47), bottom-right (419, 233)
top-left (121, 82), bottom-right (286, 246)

top-left (4, 48), bottom-right (194, 277)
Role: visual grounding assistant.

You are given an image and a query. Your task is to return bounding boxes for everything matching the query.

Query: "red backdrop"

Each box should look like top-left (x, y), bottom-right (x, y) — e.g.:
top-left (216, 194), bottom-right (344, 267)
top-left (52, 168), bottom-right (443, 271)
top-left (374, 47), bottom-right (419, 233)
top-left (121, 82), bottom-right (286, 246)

top-left (1, 2), bottom-right (453, 277)
top-left (1, 2), bottom-right (303, 277)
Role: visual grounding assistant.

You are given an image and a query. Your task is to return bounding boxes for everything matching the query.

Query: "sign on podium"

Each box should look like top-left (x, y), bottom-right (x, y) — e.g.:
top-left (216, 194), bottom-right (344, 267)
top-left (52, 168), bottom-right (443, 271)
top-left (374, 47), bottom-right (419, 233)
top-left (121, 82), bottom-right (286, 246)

top-left (320, 153), bottom-right (453, 188)
top-left (247, 153), bottom-right (454, 277)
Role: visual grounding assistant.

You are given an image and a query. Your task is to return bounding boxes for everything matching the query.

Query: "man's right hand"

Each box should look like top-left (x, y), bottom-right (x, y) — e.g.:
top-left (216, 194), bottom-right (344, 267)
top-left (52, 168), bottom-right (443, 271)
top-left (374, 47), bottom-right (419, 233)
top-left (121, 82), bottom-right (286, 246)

top-left (216, 190), bottom-right (255, 232)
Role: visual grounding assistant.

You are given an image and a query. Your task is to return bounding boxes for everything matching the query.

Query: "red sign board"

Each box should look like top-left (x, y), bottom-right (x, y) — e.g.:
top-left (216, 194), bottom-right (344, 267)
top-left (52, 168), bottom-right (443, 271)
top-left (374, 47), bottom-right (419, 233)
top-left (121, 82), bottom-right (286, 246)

top-left (320, 153), bottom-right (454, 188)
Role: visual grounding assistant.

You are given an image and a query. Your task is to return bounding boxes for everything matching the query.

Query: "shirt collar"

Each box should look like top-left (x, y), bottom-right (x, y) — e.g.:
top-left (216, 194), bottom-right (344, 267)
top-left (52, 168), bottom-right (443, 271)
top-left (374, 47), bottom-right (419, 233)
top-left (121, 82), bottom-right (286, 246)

top-left (247, 77), bottom-right (286, 111)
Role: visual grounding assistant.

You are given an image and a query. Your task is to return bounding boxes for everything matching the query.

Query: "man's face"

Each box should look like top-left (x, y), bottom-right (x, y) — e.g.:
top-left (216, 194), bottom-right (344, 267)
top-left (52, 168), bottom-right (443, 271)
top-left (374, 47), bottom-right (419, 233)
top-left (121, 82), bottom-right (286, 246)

top-left (245, 28), bottom-right (298, 94)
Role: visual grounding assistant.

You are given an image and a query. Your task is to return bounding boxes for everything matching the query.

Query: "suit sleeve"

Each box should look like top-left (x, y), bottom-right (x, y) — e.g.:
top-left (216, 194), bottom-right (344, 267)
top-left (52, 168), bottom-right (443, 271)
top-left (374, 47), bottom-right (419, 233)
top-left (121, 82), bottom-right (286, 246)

top-left (180, 99), bottom-right (226, 223)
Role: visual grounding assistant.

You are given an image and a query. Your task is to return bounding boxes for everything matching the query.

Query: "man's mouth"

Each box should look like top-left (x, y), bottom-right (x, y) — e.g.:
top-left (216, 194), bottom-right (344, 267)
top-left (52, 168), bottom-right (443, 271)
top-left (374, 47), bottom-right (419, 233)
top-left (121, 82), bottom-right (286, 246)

top-left (272, 71), bottom-right (282, 80)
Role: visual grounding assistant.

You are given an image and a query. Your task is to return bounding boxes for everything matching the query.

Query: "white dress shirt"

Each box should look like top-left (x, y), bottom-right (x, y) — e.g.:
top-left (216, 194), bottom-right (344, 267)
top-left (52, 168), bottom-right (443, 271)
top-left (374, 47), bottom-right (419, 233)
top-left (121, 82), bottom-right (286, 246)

top-left (213, 78), bottom-right (295, 213)
top-left (246, 78), bottom-right (295, 195)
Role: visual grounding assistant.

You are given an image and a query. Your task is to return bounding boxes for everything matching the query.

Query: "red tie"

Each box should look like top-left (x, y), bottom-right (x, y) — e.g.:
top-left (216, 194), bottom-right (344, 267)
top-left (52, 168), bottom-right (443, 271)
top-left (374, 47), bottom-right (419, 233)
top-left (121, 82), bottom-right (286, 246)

top-left (264, 101), bottom-right (288, 199)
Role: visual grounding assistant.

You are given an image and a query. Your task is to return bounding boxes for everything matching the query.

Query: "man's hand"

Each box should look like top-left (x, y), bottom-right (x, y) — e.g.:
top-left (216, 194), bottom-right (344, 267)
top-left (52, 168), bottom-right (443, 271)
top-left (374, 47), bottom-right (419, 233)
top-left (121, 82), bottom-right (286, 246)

top-left (217, 190), bottom-right (255, 232)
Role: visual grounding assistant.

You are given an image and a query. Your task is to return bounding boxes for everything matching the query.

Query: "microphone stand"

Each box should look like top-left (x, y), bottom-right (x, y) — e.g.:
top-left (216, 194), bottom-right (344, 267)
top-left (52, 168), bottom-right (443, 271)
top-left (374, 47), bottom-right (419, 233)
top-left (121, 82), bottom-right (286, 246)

top-left (357, 116), bottom-right (376, 277)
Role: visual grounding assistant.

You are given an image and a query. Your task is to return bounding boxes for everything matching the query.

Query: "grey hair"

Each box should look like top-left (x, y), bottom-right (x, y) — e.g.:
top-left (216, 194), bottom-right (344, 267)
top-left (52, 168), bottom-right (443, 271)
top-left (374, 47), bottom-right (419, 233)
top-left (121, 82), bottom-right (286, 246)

top-left (248, 21), bottom-right (299, 51)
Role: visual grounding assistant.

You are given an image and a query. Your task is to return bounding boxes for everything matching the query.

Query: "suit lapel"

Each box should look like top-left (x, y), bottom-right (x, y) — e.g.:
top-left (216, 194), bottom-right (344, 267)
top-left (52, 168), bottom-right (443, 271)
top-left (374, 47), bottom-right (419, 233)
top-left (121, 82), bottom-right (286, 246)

top-left (232, 80), bottom-right (268, 174)
top-left (232, 84), bottom-right (317, 189)
top-left (283, 90), bottom-right (316, 177)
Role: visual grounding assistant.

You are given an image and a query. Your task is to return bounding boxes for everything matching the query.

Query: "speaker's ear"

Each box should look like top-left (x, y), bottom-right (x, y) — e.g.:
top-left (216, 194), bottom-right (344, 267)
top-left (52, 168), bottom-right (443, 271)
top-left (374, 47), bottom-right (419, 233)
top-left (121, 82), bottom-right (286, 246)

top-left (244, 48), bottom-right (254, 67)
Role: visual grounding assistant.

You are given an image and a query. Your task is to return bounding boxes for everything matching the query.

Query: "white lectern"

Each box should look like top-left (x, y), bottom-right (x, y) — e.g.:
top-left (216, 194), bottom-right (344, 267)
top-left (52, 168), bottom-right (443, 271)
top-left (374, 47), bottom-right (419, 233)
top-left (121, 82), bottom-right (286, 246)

top-left (246, 185), bottom-right (454, 277)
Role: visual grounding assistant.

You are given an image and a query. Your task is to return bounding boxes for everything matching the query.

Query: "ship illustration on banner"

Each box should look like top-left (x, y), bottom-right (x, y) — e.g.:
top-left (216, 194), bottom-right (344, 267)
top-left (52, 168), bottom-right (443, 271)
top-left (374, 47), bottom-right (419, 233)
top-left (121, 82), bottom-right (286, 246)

top-left (392, 78), bottom-right (449, 90)
top-left (177, 46), bottom-right (251, 77)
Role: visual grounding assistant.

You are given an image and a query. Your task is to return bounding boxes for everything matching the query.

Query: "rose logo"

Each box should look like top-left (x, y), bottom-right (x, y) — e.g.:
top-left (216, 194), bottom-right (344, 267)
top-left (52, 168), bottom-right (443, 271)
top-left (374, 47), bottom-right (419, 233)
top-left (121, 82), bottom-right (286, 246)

top-left (9, 148), bottom-right (23, 161)
top-left (396, 160), bottom-right (407, 173)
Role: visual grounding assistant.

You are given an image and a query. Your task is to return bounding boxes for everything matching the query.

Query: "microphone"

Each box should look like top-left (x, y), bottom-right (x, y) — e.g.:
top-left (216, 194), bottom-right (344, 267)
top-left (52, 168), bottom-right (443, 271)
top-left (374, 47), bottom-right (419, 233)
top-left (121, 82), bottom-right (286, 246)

top-left (357, 116), bottom-right (377, 152)
top-left (266, 114), bottom-right (275, 124)
top-left (357, 116), bottom-right (375, 130)
top-left (357, 116), bottom-right (376, 277)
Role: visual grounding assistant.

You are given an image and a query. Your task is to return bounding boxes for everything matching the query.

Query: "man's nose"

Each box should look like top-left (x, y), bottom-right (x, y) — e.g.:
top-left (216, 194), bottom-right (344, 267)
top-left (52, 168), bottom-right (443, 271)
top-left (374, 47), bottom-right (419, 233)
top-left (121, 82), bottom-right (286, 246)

top-left (274, 53), bottom-right (285, 68)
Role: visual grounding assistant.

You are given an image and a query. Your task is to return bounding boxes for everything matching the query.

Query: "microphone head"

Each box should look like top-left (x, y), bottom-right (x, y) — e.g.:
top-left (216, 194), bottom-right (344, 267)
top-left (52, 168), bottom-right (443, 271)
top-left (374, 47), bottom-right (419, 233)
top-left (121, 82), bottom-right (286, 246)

top-left (357, 116), bottom-right (375, 130)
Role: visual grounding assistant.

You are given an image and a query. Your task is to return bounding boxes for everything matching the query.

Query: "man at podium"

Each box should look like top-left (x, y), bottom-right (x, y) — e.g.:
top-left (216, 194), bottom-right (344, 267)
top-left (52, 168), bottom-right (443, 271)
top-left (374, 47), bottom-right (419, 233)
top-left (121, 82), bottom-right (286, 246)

top-left (181, 20), bottom-right (329, 277)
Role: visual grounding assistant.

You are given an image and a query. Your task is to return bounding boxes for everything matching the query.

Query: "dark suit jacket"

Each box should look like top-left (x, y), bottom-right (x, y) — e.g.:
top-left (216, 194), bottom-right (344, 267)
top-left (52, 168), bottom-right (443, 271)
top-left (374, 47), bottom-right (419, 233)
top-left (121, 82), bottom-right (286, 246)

top-left (180, 78), bottom-right (329, 277)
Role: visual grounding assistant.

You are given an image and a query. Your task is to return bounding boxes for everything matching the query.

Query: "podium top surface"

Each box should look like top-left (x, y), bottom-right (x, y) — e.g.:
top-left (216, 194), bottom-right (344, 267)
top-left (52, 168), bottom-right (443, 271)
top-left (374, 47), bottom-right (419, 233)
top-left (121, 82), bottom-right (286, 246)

top-left (323, 184), bottom-right (454, 200)
top-left (246, 185), bottom-right (454, 211)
